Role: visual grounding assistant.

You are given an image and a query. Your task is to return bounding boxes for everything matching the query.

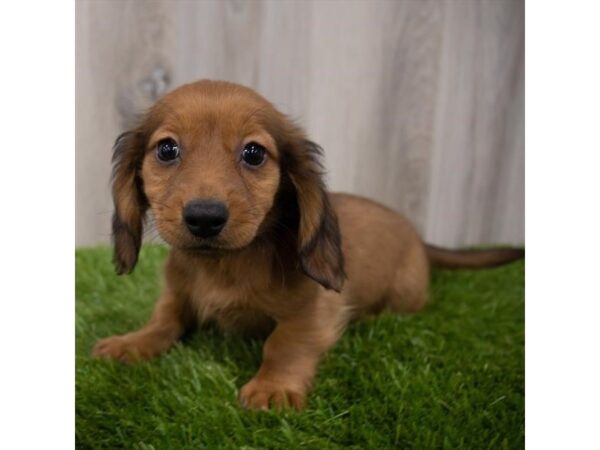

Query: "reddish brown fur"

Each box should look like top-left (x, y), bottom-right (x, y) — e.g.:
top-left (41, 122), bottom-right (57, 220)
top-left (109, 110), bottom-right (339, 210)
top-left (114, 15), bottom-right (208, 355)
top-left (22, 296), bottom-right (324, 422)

top-left (93, 80), bottom-right (524, 410)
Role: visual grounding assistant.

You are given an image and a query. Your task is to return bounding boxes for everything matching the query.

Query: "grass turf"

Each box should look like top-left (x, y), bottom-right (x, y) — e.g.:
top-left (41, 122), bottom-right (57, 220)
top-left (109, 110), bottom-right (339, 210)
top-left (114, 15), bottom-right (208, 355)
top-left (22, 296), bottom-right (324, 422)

top-left (76, 245), bottom-right (524, 450)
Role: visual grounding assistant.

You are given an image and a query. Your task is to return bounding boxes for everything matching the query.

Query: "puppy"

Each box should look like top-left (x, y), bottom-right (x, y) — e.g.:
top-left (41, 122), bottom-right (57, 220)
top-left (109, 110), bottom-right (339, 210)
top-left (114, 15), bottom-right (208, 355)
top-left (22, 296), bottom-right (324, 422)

top-left (93, 80), bottom-right (524, 410)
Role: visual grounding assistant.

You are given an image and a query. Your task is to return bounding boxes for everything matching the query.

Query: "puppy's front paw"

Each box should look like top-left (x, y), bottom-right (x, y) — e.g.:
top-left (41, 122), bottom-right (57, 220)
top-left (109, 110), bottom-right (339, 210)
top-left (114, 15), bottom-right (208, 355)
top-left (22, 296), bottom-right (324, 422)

top-left (239, 377), bottom-right (306, 411)
top-left (92, 333), bottom-right (160, 363)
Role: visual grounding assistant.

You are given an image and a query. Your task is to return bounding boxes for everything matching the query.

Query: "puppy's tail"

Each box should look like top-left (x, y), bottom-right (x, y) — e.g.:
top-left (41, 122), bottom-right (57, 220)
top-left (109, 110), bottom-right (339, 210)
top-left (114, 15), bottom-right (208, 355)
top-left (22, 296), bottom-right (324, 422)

top-left (425, 244), bottom-right (525, 269)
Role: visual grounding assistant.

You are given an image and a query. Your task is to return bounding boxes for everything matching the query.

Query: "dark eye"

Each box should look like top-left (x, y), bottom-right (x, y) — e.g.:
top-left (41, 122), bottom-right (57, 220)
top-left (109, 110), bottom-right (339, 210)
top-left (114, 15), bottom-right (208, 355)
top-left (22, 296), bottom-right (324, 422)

top-left (156, 138), bottom-right (180, 162)
top-left (241, 142), bottom-right (266, 167)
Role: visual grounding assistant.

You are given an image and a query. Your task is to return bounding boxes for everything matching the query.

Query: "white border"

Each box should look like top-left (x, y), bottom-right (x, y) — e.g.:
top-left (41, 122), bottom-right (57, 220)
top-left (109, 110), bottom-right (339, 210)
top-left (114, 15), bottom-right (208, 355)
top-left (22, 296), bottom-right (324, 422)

top-left (0, 1), bottom-right (74, 449)
top-left (527, 0), bottom-right (600, 449)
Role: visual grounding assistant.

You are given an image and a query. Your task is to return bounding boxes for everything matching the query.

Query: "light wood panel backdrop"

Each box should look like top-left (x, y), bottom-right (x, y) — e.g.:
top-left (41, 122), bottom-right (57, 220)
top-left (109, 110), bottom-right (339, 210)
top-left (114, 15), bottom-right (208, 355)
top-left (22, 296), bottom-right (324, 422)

top-left (76, 0), bottom-right (524, 248)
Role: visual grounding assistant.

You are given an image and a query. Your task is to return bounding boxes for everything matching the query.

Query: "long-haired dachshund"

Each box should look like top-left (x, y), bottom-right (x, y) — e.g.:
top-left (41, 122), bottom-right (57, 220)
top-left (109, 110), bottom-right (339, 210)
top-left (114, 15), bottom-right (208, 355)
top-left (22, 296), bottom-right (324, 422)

top-left (93, 80), bottom-right (524, 410)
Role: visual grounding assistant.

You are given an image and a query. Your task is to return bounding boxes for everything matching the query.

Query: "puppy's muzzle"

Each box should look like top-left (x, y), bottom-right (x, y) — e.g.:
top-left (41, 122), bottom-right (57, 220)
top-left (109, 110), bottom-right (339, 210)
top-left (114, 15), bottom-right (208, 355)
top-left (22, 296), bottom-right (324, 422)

top-left (183, 199), bottom-right (229, 238)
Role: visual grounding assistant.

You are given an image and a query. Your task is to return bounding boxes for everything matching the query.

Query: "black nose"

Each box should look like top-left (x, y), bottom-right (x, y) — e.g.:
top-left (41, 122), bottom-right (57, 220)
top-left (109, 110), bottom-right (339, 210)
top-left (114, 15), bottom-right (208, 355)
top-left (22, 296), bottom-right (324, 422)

top-left (182, 199), bottom-right (229, 238)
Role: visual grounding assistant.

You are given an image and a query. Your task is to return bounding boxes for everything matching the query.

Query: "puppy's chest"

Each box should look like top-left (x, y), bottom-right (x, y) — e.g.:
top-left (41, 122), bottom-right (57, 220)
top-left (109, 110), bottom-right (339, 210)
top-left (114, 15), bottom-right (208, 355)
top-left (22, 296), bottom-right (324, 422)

top-left (188, 271), bottom-right (279, 332)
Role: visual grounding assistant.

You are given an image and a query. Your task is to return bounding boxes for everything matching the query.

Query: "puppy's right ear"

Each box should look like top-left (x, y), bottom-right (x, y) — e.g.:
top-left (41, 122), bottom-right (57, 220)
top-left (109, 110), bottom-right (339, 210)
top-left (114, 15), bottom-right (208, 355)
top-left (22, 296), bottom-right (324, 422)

top-left (110, 129), bottom-right (148, 275)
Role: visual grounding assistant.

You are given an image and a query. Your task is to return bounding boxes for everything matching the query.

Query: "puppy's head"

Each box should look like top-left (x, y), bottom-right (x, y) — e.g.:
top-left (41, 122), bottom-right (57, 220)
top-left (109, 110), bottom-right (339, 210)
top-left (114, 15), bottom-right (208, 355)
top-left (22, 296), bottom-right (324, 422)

top-left (111, 80), bottom-right (345, 291)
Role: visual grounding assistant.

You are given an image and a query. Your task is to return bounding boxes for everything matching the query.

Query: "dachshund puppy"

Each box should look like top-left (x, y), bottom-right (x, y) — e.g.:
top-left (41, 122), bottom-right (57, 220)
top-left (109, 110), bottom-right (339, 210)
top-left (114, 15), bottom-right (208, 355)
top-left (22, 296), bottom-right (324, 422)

top-left (93, 80), bottom-right (524, 410)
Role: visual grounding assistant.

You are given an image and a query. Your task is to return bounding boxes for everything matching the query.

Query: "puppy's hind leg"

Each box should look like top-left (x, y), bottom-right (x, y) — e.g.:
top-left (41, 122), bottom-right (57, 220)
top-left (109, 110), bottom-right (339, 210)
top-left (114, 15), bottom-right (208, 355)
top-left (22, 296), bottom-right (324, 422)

top-left (93, 287), bottom-right (191, 363)
top-left (385, 244), bottom-right (430, 314)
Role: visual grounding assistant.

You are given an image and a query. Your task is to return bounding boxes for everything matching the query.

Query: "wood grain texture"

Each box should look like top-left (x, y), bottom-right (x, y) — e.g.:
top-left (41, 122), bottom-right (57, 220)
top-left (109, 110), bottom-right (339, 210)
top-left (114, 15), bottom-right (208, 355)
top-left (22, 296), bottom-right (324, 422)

top-left (425, 0), bottom-right (525, 246)
top-left (76, 0), bottom-right (524, 248)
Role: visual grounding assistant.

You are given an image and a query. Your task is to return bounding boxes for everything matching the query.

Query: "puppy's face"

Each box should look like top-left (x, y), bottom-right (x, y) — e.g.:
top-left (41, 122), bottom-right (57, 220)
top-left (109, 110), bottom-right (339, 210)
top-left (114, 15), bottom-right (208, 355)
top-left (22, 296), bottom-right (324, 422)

top-left (111, 80), bottom-right (345, 291)
top-left (140, 84), bottom-right (281, 252)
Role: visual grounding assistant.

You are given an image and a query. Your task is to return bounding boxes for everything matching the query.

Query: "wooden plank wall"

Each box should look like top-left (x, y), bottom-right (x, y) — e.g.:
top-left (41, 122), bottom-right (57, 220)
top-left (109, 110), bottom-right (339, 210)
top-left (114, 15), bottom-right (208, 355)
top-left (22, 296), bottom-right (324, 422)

top-left (76, 0), bottom-right (524, 248)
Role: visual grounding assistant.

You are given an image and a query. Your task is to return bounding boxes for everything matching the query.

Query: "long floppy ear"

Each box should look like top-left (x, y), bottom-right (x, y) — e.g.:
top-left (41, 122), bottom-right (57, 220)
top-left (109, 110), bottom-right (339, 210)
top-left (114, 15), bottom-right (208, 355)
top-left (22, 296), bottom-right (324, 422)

top-left (285, 138), bottom-right (346, 292)
top-left (110, 129), bottom-right (149, 275)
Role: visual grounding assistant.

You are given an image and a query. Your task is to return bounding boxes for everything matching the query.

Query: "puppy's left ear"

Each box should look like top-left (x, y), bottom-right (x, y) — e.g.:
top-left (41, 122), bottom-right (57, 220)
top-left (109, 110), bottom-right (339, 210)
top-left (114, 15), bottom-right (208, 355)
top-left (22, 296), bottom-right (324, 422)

top-left (286, 139), bottom-right (346, 292)
top-left (110, 129), bottom-right (149, 275)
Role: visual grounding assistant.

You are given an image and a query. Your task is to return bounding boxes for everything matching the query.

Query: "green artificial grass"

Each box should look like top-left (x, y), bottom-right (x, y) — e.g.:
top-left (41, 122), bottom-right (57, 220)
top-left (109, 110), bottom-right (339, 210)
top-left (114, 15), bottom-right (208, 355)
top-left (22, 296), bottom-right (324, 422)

top-left (76, 245), bottom-right (524, 450)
